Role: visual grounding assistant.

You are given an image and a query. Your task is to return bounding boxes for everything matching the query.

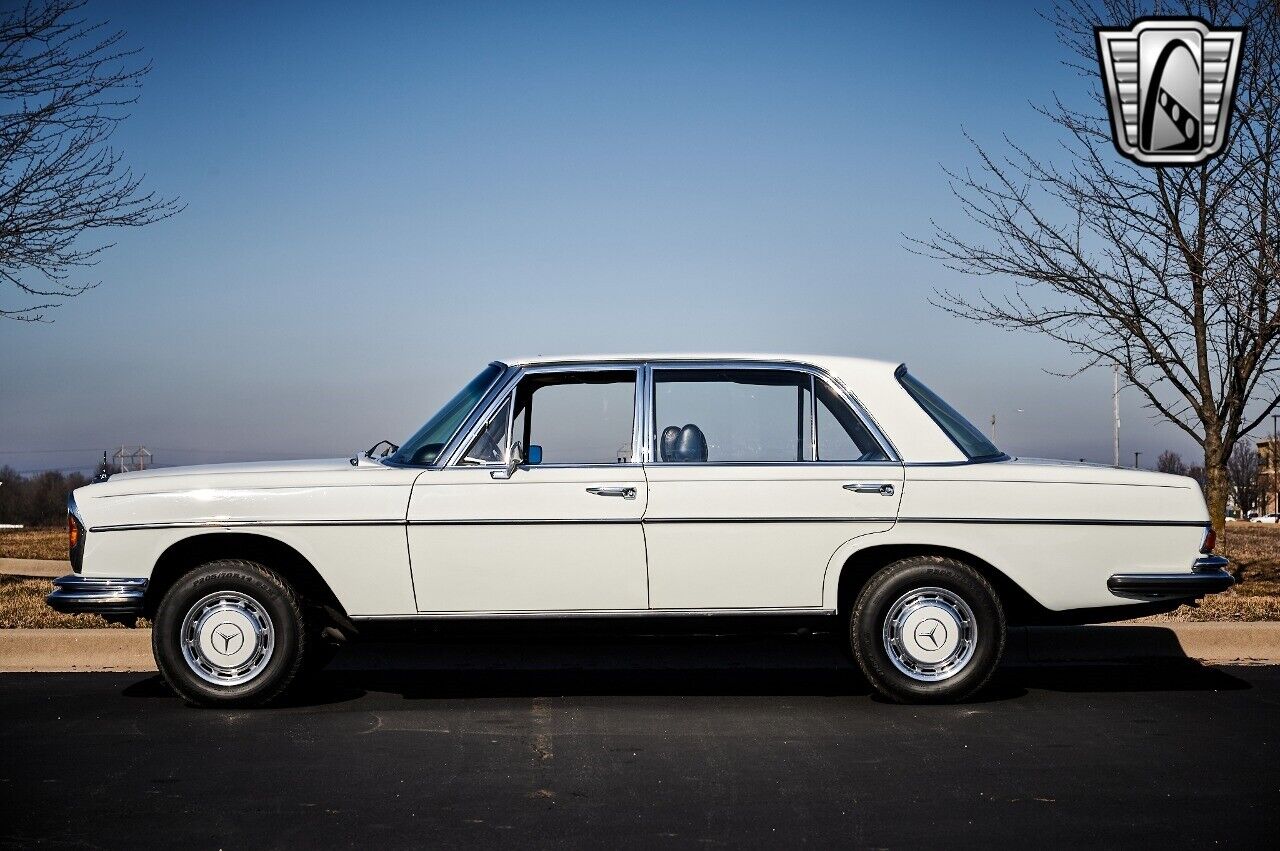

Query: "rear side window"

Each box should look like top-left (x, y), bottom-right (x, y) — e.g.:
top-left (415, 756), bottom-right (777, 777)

top-left (651, 368), bottom-right (888, 463)
top-left (653, 369), bottom-right (811, 463)
top-left (897, 368), bottom-right (1002, 460)
top-left (815, 380), bottom-right (887, 461)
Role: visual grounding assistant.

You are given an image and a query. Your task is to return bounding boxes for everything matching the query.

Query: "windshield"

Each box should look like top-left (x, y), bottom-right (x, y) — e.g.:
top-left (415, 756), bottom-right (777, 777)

top-left (390, 364), bottom-right (504, 465)
top-left (897, 367), bottom-right (1003, 460)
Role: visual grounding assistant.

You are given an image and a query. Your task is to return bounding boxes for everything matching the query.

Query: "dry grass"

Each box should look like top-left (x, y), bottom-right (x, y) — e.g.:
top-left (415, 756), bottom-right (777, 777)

top-left (0, 577), bottom-right (148, 629)
top-left (1216, 521), bottom-right (1280, 595)
top-left (1133, 521), bottom-right (1280, 621)
top-left (1148, 591), bottom-right (1280, 621)
top-left (0, 527), bottom-right (65, 561)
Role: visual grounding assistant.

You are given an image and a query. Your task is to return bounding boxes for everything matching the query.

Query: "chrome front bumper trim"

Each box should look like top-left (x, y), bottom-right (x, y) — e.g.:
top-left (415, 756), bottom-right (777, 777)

top-left (46, 575), bottom-right (148, 615)
top-left (1107, 556), bottom-right (1234, 601)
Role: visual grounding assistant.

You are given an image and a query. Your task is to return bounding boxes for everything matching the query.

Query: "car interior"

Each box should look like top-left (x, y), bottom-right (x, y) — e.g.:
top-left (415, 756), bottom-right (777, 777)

top-left (659, 424), bottom-right (709, 462)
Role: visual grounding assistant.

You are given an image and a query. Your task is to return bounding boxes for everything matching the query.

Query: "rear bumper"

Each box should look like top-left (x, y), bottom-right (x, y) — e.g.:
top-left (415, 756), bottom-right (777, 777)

top-left (46, 575), bottom-right (147, 615)
top-left (1107, 556), bottom-right (1234, 601)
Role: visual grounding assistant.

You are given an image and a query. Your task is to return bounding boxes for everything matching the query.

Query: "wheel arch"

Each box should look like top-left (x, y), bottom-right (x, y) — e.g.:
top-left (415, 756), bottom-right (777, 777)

top-left (144, 532), bottom-right (347, 622)
top-left (831, 543), bottom-right (1046, 625)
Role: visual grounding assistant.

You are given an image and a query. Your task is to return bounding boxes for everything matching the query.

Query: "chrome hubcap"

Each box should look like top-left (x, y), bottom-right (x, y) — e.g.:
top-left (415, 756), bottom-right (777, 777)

top-left (882, 586), bottom-right (977, 682)
top-left (180, 590), bottom-right (274, 686)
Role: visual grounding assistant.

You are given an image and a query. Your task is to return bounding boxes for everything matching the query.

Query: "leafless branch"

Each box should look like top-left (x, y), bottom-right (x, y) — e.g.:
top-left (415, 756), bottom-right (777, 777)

top-left (0, 0), bottom-right (181, 322)
top-left (906, 0), bottom-right (1280, 529)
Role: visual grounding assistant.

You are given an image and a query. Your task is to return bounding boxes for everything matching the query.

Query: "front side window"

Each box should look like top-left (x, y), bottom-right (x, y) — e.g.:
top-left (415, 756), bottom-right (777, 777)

top-left (651, 368), bottom-right (887, 463)
top-left (459, 396), bottom-right (510, 465)
top-left (391, 364), bottom-right (504, 465)
top-left (458, 369), bottom-right (637, 466)
top-left (897, 367), bottom-right (1002, 460)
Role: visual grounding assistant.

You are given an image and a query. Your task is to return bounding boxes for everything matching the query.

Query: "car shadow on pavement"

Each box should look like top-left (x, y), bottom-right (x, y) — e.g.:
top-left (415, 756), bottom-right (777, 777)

top-left (119, 633), bottom-right (1254, 708)
top-left (996, 662), bottom-right (1252, 694)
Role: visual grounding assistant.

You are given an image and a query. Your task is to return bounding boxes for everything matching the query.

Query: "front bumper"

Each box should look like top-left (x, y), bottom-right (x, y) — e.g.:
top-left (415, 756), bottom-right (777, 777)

top-left (46, 575), bottom-right (148, 616)
top-left (1107, 555), bottom-right (1234, 601)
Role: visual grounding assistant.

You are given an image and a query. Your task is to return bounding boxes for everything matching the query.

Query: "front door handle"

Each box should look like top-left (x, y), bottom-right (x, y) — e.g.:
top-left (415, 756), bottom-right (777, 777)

top-left (844, 483), bottom-right (895, 496)
top-left (587, 486), bottom-right (637, 499)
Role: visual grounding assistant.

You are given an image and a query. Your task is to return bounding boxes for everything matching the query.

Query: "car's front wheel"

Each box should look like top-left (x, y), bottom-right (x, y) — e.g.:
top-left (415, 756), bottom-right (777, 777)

top-left (152, 559), bottom-right (308, 707)
top-left (849, 555), bottom-right (1005, 703)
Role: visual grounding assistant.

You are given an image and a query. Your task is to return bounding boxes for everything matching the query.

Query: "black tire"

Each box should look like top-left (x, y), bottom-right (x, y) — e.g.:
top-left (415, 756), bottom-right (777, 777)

top-left (152, 559), bottom-right (308, 707)
top-left (849, 555), bottom-right (1005, 704)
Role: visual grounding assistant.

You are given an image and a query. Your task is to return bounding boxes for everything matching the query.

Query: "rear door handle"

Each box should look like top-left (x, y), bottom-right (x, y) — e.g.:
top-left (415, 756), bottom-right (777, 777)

top-left (844, 483), bottom-right (895, 496)
top-left (587, 486), bottom-right (637, 499)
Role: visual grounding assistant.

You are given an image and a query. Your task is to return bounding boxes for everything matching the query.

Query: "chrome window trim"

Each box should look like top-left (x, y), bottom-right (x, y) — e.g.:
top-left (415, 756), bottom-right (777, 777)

top-left (435, 357), bottom-right (900, 471)
top-left (644, 359), bottom-right (901, 465)
top-left (902, 457), bottom-right (1011, 467)
top-left (640, 461), bottom-right (904, 468)
top-left (442, 362), bottom-right (645, 469)
top-left (809, 373), bottom-right (819, 462)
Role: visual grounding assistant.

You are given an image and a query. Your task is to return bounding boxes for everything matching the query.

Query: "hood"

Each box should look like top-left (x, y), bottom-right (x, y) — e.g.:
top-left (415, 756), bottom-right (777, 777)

top-left (106, 458), bottom-right (358, 481)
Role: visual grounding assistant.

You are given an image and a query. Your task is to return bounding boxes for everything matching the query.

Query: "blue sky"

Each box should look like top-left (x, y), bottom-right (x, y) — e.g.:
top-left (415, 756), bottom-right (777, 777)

top-left (0, 0), bottom-right (1204, 473)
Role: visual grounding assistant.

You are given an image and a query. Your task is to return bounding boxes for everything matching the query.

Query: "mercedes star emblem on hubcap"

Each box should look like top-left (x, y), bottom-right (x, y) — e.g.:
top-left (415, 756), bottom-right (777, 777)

top-left (212, 624), bottom-right (244, 656)
top-left (913, 617), bottom-right (947, 651)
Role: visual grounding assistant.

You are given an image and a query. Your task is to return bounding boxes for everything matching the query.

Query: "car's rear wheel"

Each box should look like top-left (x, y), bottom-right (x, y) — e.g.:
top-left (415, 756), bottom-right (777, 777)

top-left (152, 559), bottom-right (308, 707)
top-left (849, 555), bottom-right (1005, 703)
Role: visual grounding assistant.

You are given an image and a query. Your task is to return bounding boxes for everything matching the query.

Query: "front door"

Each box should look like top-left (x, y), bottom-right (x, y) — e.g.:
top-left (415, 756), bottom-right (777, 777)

top-left (407, 366), bottom-right (648, 613)
top-left (642, 365), bottom-right (903, 609)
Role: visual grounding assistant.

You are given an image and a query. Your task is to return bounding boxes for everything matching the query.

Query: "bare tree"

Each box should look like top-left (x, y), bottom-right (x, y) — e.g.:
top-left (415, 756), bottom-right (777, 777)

top-left (910, 0), bottom-right (1280, 533)
top-left (0, 0), bottom-right (180, 322)
top-left (1156, 450), bottom-right (1189, 476)
top-left (1227, 440), bottom-right (1263, 513)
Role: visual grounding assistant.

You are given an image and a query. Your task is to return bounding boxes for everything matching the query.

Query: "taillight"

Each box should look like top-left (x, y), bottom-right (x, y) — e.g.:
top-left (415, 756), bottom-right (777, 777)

top-left (1201, 527), bottom-right (1216, 554)
top-left (68, 512), bottom-right (80, 552)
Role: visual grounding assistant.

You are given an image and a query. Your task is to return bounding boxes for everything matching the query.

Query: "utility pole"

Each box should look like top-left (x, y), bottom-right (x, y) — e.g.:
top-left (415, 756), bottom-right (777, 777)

top-left (1113, 365), bottom-right (1121, 467)
top-left (1134, 451), bottom-right (1142, 469)
top-left (111, 446), bottom-right (152, 473)
top-left (990, 413), bottom-right (997, 443)
top-left (1264, 412), bottom-right (1274, 511)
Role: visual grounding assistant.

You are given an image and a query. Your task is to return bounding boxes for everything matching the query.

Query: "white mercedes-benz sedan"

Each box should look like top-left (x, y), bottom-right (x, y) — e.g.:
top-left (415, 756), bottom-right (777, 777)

top-left (49, 354), bottom-right (1232, 705)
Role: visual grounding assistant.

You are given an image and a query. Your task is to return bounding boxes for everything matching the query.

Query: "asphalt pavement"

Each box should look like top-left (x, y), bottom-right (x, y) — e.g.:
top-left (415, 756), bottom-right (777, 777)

top-left (1, 636), bottom-right (1277, 848)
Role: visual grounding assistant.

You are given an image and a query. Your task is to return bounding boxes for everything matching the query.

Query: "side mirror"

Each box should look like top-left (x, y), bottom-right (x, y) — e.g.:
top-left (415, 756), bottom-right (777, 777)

top-left (527, 444), bottom-right (543, 465)
top-left (491, 441), bottom-right (524, 480)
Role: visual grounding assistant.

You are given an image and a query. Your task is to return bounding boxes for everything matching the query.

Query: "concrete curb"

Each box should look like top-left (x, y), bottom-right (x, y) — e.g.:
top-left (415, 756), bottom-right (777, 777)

top-left (1011, 622), bottom-right (1280, 665)
top-left (0, 629), bottom-right (154, 672)
top-left (1, 622), bottom-right (1279, 673)
top-left (0, 558), bottom-right (68, 578)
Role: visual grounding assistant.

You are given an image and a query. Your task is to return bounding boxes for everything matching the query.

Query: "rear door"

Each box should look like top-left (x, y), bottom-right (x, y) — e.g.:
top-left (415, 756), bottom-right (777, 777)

top-left (641, 364), bottom-right (903, 610)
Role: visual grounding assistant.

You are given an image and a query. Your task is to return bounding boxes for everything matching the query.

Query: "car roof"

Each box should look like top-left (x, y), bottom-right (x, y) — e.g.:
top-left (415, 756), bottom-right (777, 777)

top-left (500, 353), bottom-right (901, 373)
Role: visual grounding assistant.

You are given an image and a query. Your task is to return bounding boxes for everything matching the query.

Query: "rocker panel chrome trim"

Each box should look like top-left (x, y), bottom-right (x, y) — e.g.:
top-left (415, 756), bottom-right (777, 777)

top-left (351, 606), bottom-right (837, 620)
